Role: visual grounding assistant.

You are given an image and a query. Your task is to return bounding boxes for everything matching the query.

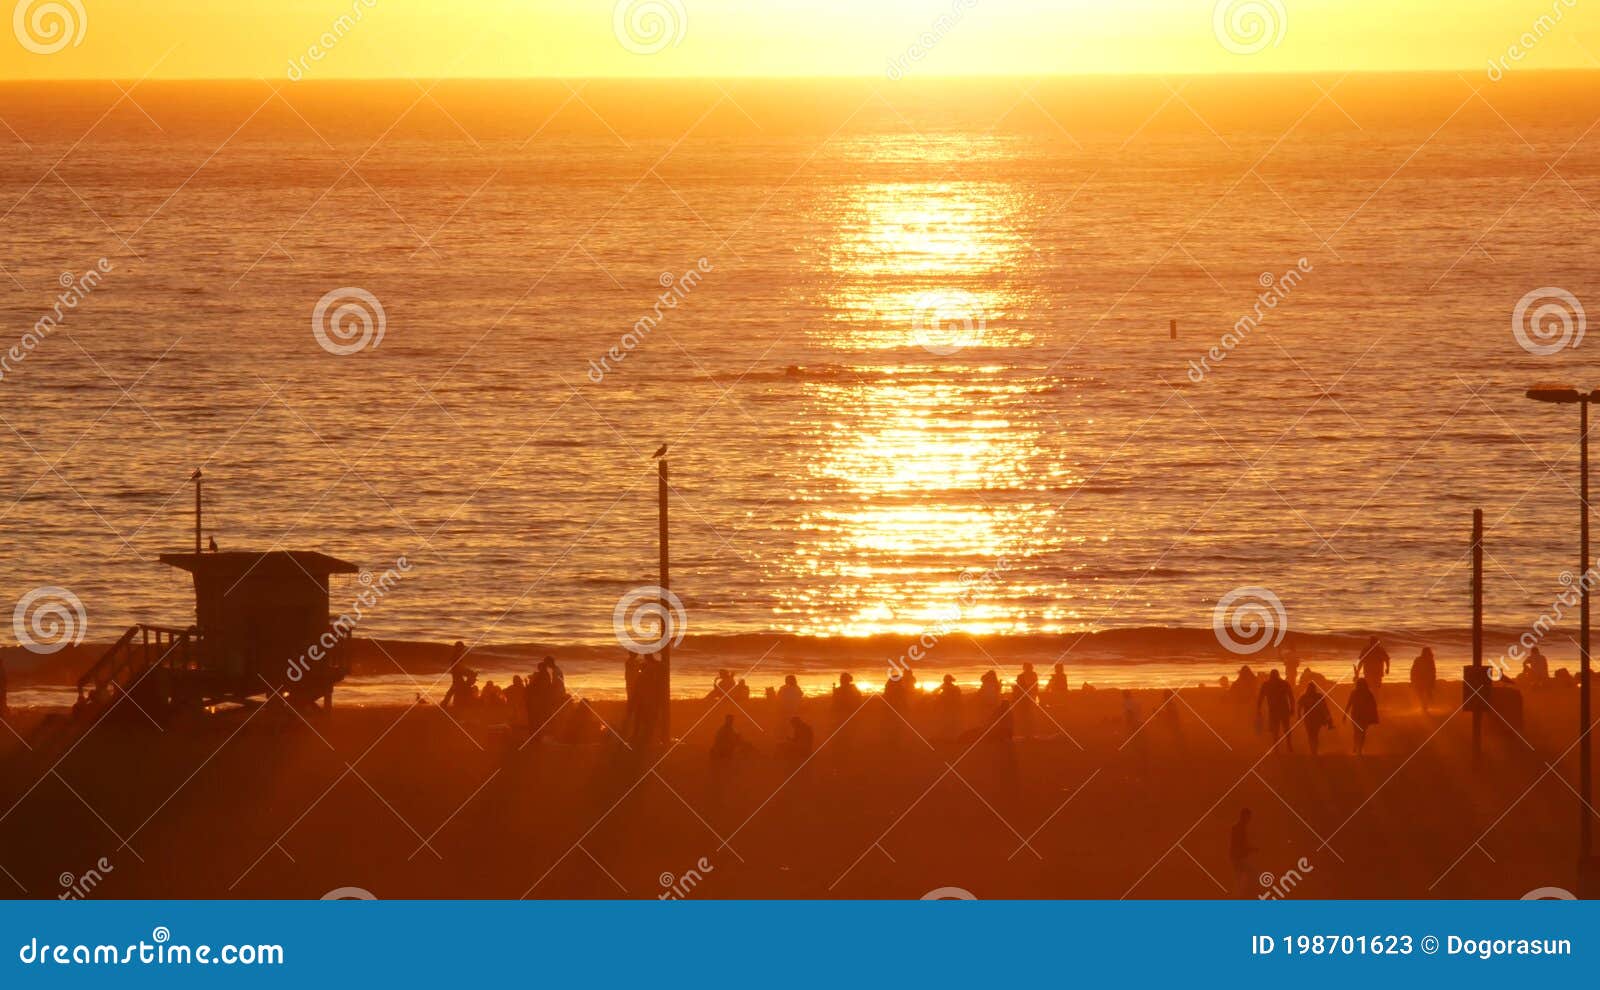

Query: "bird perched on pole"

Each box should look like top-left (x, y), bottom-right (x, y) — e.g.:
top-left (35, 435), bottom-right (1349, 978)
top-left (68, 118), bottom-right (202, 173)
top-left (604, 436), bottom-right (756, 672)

top-left (653, 444), bottom-right (668, 459)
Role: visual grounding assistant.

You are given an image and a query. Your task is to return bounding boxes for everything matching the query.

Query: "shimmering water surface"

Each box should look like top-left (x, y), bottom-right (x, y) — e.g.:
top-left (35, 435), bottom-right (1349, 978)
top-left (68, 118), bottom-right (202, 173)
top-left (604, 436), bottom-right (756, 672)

top-left (2, 77), bottom-right (1599, 684)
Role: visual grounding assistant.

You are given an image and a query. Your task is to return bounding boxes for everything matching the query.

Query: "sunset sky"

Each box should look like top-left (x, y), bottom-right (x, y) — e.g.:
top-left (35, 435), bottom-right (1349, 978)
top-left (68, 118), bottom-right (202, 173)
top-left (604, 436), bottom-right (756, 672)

top-left (2, 0), bottom-right (1595, 79)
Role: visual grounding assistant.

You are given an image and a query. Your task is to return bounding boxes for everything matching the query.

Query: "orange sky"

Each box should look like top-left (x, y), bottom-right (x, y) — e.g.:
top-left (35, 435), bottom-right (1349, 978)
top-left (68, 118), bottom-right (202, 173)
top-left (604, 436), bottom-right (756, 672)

top-left (1, 0), bottom-right (1595, 79)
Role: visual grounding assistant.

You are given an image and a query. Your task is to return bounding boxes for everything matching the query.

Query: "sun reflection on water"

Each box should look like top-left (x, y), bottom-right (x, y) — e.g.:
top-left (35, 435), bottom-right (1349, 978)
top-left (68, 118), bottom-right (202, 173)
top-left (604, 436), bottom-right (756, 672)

top-left (772, 180), bottom-right (1071, 637)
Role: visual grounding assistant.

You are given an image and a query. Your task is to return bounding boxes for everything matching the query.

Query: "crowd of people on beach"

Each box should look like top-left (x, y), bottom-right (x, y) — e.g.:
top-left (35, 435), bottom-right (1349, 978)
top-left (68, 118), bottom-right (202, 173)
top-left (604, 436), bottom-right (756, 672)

top-left (424, 634), bottom-right (1570, 770)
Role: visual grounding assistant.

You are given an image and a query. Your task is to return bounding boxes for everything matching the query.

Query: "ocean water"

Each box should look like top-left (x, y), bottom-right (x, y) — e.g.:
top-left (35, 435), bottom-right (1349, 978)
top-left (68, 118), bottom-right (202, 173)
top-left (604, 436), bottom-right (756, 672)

top-left (2, 76), bottom-right (1599, 691)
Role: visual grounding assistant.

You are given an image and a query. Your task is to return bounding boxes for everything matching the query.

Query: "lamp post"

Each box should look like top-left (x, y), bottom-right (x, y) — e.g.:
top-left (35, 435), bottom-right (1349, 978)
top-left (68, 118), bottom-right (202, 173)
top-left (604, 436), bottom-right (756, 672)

top-left (1525, 383), bottom-right (1596, 888)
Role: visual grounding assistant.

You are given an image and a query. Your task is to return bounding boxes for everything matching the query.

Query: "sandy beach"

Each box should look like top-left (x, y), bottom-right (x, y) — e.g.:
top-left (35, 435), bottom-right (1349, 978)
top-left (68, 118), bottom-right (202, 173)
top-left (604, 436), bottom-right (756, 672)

top-left (0, 674), bottom-right (1586, 900)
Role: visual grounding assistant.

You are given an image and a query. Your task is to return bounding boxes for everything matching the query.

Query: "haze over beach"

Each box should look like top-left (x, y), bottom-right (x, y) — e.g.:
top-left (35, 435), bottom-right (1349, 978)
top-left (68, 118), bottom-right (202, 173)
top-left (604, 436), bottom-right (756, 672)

top-left (2, 0), bottom-right (1600, 902)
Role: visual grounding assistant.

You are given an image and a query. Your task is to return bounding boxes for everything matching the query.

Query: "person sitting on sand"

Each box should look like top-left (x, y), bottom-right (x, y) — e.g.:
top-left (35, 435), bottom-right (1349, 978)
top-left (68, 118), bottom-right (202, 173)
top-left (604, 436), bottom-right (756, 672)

top-left (978, 670), bottom-right (1001, 709)
top-left (1256, 669), bottom-right (1294, 754)
top-left (778, 716), bottom-right (814, 763)
top-left (1410, 647), bottom-right (1437, 713)
top-left (1229, 808), bottom-right (1256, 898)
top-left (936, 674), bottom-right (963, 739)
top-left (1297, 681), bottom-right (1334, 755)
top-left (480, 680), bottom-right (504, 708)
top-left (1045, 663), bottom-right (1068, 701)
top-left (710, 714), bottom-right (753, 762)
top-left (1349, 679), bottom-right (1379, 755)
top-left (1356, 636), bottom-right (1390, 697)
top-left (733, 679), bottom-right (751, 704)
top-left (831, 673), bottom-right (863, 736)
top-left (777, 675), bottom-right (804, 723)
top-left (1521, 646), bottom-right (1551, 688)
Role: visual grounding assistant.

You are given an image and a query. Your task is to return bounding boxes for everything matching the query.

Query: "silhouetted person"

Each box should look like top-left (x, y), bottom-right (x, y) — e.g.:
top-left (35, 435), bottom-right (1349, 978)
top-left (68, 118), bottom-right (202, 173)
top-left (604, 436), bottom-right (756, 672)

top-left (777, 674), bottom-right (804, 724)
top-left (710, 714), bottom-right (752, 762)
top-left (1014, 663), bottom-right (1039, 738)
top-left (1229, 808), bottom-right (1255, 898)
top-left (630, 653), bottom-right (667, 748)
top-left (733, 678), bottom-right (751, 704)
top-left (1280, 643), bottom-right (1302, 692)
top-left (1410, 646), bottom-right (1437, 713)
top-left (1256, 669), bottom-right (1294, 753)
top-left (1522, 646), bottom-right (1551, 687)
top-left (832, 672), bottom-right (862, 741)
top-left (936, 674), bottom-right (962, 739)
top-left (1045, 662), bottom-right (1068, 702)
top-left (1297, 681), bottom-right (1333, 755)
top-left (1356, 636), bottom-right (1390, 697)
top-left (506, 675), bottom-right (526, 725)
top-left (1160, 688), bottom-right (1183, 745)
top-left (707, 669), bottom-right (736, 702)
top-left (1349, 679), bottom-right (1379, 755)
top-left (1228, 665), bottom-right (1259, 708)
top-left (977, 669), bottom-right (1001, 709)
top-left (778, 716), bottom-right (813, 764)
top-left (442, 641), bottom-right (474, 709)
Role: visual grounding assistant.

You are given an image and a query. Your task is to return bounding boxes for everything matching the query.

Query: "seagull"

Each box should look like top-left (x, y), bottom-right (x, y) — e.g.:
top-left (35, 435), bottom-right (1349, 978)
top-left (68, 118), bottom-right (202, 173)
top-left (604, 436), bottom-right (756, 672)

top-left (208, 535), bottom-right (218, 552)
top-left (653, 444), bottom-right (668, 459)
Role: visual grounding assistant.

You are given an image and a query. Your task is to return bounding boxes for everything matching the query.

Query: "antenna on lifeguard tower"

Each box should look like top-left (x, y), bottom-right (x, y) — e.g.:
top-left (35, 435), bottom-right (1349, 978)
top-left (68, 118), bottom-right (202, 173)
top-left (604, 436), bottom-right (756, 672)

top-left (191, 468), bottom-right (203, 556)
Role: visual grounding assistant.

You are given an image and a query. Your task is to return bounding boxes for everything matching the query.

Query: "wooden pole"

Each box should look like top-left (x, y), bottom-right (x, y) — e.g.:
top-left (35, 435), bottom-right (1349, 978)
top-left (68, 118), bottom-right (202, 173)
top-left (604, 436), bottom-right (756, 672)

top-left (1472, 508), bottom-right (1483, 764)
top-left (193, 469), bottom-right (202, 557)
top-left (1581, 398), bottom-right (1592, 869)
top-left (658, 457), bottom-right (670, 742)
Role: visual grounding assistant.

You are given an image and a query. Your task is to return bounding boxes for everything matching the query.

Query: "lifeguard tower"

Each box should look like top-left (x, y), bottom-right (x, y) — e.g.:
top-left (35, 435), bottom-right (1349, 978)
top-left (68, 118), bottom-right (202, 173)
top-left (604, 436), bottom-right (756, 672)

top-left (77, 549), bottom-right (361, 714)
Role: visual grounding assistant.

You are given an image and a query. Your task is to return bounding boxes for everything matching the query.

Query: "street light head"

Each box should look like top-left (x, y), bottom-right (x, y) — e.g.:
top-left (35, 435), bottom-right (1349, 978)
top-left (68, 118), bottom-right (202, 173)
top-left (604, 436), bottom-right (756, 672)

top-left (1526, 383), bottom-right (1585, 404)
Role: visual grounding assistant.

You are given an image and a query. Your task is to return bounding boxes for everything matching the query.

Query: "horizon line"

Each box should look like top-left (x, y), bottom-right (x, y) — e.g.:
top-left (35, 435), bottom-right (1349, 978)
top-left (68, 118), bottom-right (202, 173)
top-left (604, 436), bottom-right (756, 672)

top-left (3, 67), bottom-right (1598, 85)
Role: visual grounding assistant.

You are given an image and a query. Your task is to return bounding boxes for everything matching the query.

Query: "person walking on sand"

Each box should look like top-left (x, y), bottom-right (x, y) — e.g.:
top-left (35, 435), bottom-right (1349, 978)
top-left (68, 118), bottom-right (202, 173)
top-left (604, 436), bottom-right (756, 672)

top-left (1410, 646), bottom-right (1437, 714)
top-left (1349, 679), bottom-right (1379, 755)
top-left (1356, 636), bottom-right (1390, 697)
top-left (1297, 681), bottom-right (1334, 755)
top-left (1229, 808), bottom-right (1256, 898)
top-left (935, 674), bottom-right (963, 740)
top-left (710, 714), bottom-right (752, 763)
top-left (1256, 669), bottom-right (1294, 753)
top-left (442, 641), bottom-right (474, 709)
top-left (1280, 643), bottom-right (1302, 692)
top-left (778, 716), bottom-right (814, 764)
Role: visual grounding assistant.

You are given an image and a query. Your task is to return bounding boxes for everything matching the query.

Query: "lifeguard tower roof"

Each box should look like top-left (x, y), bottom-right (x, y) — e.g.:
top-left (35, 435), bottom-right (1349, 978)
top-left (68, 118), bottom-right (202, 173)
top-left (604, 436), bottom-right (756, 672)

top-left (158, 550), bottom-right (360, 576)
